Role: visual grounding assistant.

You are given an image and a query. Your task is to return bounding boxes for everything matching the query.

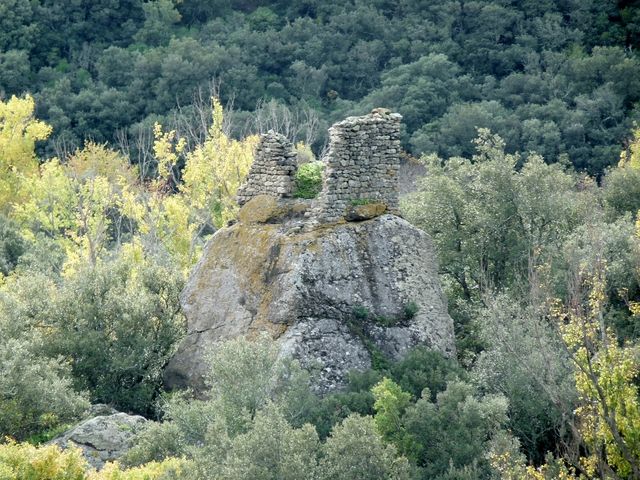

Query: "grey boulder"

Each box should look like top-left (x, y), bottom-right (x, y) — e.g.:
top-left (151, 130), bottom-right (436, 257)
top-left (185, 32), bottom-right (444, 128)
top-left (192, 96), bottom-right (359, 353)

top-left (50, 411), bottom-right (147, 469)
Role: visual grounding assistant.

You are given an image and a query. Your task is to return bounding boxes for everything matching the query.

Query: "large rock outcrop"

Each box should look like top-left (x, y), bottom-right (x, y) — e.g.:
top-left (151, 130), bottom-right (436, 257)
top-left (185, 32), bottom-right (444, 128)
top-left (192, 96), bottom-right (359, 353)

top-left (165, 202), bottom-right (455, 393)
top-left (164, 110), bottom-right (455, 394)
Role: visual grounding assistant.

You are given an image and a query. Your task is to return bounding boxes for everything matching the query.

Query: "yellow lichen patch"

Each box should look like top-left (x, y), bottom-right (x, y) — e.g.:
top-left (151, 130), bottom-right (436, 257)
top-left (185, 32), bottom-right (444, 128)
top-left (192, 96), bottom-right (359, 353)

top-left (238, 195), bottom-right (310, 224)
top-left (247, 321), bottom-right (288, 339)
top-left (238, 195), bottom-right (282, 224)
top-left (345, 202), bottom-right (387, 221)
top-left (193, 220), bottom-right (286, 327)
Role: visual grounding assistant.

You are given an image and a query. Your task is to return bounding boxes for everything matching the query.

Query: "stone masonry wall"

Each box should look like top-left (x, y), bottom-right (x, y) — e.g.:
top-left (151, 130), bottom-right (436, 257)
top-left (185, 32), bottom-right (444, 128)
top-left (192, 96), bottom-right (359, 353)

top-left (237, 110), bottom-right (402, 222)
top-left (237, 130), bottom-right (297, 206)
top-left (312, 109), bottom-right (402, 223)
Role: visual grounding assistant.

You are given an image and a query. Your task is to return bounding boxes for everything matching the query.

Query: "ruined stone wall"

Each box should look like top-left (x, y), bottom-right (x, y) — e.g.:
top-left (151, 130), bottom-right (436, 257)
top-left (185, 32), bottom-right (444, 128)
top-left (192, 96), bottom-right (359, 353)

top-left (312, 109), bottom-right (402, 223)
top-left (237, 131), bottom-right (297, 206)
top-left (237, 111), bottom-right (402, 223)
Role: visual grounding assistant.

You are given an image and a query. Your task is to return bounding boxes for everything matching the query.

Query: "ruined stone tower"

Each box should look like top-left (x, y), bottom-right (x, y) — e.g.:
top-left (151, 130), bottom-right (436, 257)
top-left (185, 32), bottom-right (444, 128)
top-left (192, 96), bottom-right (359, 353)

top-left (312, 109), bottom-right (402, 222)
top-left (236, 130), bottom-right (297, 206)
top-left (237, 109), bottom-right (403, 223)
top-left (165, 109), bottom-right (455, 394)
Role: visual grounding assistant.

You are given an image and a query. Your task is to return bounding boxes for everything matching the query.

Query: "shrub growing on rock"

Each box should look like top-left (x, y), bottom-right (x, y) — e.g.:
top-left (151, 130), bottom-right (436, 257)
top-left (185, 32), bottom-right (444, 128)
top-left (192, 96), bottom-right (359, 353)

top-left (293, 161), bottom-right (324, 199)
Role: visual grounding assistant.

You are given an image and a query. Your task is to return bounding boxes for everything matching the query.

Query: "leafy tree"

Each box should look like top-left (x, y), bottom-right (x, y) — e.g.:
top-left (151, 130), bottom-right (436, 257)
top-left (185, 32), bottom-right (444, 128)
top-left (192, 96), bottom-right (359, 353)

top-left (605, 128), bottom-right (640, 217)
top-left (603, 165), bottom-right (640, 218)
top-left (390, 346), bottom-right (465, 400)
top-left (0, 95), bottom-right (51, 211)
top-left (202, 334), bottom-right (314, 433)
top-left (562, 216), bottom-right (639, 313)
top-left (134, 0), bottom-right (182, 46)
top-left (372, 378), bottom-right (412, 445)
top-left (491, 263), bottom-right (640, 478)
top-left (0, 215), bottom-right (25, 276)
top-left (411, 101), bottom-right (518, 159)
top-left (360, 53), bottom-right (475, 137)
top-left (402, 130), bottom-right (593, 300)
top-left (0, 261), bottom-right (88, 442)
top-left (45, 251), bottom-right (185, 414)
top-left (0, 50), bottom-right (31, 96)
top-left (209, 404), bottom-right (320, 480)
top-left (0, 338), bottom-right (89, 440)
top-left (303, 349), bottom-right (465, 441)
top-left (472, 296), bottom-right (577, 464)
top-left (13, 142), bottom-right (142, 270)
top-left (318, 414), bottom-right (411, 480)
top-left (0, 0), bottom-right (37, 52)
top-left (373, 379), bottom-right (509, 479)
top-left (557, 268), bottom-right (640, 478)
top-left (127, 337), bottom-right (414, 479)
top-left (125, 335), bottom-right (317, 466)
top-left (300, 369), bottom-right (381, 439)
top-left (149, 98), bottom-right (258, 270)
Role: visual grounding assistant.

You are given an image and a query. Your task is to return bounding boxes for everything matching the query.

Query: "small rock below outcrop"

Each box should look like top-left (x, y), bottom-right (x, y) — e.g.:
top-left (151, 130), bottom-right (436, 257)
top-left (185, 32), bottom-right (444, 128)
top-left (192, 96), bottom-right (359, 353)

top-left (50, 411), bottom-right (147, 469)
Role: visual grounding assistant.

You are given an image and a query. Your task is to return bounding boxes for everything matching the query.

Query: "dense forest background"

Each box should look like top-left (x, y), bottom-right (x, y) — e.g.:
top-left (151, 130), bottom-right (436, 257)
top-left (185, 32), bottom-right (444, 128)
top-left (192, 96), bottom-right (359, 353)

top-left (4, 1), bottom-right (640, 479)
top-left (3, 0), bottom-right (640, 174)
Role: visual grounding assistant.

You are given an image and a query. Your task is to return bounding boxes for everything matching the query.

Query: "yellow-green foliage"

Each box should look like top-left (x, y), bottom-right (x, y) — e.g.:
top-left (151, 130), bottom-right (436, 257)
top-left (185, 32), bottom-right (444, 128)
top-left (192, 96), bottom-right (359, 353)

top-left (557, 269), bottom-right (640, 478)
top-left (13, 142), bottom-right (140, 272)
top-left (6, 96), bottom-right (258, 273)
top-left (620, 128), bottom-right (640, 170)
top-left (150, 97), bottom-right (258, 270)
top-left (489, 447), bottom-right (582, 480)
top-left (0, 440), bottom-right (188, 480)
top-left (371, 378), bottom-right (411, 443)
top-left (0, 440), bottom-right (86, 480)
top-left (0, 95), bottom-right (52, 211)
top-left (494, 267), bottom-right (640, 479)
top-left (88, 458), bottom-right (187, 480)
top-left (294, 161), bottom-right (324, 199)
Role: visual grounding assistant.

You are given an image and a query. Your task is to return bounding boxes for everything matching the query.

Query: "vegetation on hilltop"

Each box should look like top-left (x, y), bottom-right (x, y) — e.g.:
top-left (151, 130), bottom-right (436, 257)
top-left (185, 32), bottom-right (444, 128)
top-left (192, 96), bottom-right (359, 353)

top-left (2, 1), bottom-right (640, 174)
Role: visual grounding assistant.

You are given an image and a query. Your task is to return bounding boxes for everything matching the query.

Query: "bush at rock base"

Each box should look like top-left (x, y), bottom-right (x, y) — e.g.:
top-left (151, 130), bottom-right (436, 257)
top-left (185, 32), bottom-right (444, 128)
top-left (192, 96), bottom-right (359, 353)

top-left (0, 440), bottom-right (187, 480)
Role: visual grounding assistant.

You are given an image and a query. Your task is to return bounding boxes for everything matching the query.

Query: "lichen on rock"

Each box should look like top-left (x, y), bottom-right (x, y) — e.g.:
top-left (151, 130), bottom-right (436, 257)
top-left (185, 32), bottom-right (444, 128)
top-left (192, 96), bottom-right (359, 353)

top-left (50, 411), bottom-right (147, 469)
top-left (165, 211), bottom-right (455, 394)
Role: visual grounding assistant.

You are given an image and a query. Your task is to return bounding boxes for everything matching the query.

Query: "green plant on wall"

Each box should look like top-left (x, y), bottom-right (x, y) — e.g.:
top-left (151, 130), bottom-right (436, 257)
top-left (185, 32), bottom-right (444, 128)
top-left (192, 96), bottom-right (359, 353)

top-left (346, 303), bottom-right (421, 369)
top-left (294, 161), bottom-right (324, 199)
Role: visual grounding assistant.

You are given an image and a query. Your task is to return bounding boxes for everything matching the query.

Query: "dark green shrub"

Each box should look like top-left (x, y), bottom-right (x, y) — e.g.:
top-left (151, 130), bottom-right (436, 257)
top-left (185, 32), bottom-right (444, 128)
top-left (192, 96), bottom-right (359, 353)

top-left (352, 305), bottom-right (370, 320)
top-left (0, 338), bottom-right (88, 440)
top-left (0, 215), bottom-right (25, 276)
top-left (403, 301), bottom-right (419, 320)
top-left (390, 347), bottom-right (465, 400)
top-left (48, 254), bottom-right (186, 415)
